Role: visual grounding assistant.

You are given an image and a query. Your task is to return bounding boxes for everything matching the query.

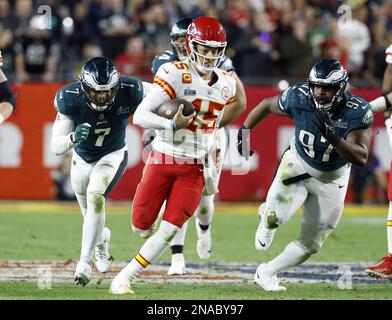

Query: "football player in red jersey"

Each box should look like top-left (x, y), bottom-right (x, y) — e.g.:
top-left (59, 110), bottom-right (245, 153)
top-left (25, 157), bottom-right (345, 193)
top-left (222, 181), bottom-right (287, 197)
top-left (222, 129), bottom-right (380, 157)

top-left (366, 44), bottom-right (392, 279)
top-left (110, 17), bottom-right (241, 294)
top-left (150, 18), bottom-right (246, 276)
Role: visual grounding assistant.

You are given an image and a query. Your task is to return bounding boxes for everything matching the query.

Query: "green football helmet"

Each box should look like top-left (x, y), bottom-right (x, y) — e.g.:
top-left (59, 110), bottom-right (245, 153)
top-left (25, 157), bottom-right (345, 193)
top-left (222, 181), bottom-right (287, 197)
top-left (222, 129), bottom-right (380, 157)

top-left (308, 59), bottom-right (348, 113)
top-left (170, 18), bottom-right (193, 61)
top-left (80, 57), bottom-right (120, 112)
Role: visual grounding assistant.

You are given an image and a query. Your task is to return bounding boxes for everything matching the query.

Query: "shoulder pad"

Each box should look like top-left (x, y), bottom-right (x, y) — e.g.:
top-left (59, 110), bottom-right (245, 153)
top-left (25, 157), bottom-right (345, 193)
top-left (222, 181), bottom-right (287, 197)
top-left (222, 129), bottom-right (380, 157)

top-left (119, 76), bottom-right (143, 100)
top-left (55, 83), bottom-right (81, 114)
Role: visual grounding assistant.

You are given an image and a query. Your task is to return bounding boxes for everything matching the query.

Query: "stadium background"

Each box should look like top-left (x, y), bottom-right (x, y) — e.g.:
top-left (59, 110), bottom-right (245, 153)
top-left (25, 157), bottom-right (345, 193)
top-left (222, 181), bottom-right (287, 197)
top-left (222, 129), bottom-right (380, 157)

top-left (0, 0), bottom-right (391, 202)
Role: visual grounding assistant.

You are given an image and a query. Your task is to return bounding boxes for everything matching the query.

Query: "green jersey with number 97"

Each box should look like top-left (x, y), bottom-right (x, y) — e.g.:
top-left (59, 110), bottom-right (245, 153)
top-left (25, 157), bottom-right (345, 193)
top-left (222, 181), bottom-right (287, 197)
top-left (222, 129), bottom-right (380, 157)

top-left (55, 76), bottom-right (144, 163)
top-left (278, 84), bottom-right (373, 171)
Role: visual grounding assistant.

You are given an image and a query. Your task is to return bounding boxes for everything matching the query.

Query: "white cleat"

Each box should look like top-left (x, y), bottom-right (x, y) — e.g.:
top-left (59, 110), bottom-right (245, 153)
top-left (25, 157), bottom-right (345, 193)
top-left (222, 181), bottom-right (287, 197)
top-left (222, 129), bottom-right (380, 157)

top-left (109, 273), bottom-right (134, 295)
top-left (255, 204), bottom-right (276, 252)
top-left (168, 253), bottom-right (186, 275)
top-left (196, 223), bottom-right (212, 259)
top-left (95, 227), bottom-right (112, 273)
top-left (254, 263), bottom-right (286, 292)
top-left (74, 261), bottom-right (92, 287)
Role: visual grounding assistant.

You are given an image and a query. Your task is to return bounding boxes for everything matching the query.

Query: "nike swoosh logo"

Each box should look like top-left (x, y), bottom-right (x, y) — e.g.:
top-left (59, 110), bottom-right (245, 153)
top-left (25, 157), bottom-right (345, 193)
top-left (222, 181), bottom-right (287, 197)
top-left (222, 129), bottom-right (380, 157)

top-left (163, 67), bottom-right (169, 74)
top-left (339, 185), bottom-right (345, 189)
top-left (257, 238), bottom-right (266, 247)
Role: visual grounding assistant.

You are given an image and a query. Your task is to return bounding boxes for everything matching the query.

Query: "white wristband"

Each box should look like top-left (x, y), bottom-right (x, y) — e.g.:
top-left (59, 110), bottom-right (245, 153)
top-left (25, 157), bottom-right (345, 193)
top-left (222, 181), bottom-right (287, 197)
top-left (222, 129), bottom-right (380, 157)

top-left (0, 113), bottom-right (4, 125)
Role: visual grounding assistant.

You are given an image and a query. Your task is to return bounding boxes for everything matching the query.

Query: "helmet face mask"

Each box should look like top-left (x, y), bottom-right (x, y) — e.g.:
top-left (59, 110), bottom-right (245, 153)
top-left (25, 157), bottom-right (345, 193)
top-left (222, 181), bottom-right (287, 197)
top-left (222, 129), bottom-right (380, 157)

top-left (85, 87), bottom-right (117, 110)
top-left (80, 57), bottom-right (120, 112)
top-left (188, 41), bottom-right (226, 74)
top-left (308, 59), bottom-right (348, 113)
top-left (186, 17), bottom-right (227, 75)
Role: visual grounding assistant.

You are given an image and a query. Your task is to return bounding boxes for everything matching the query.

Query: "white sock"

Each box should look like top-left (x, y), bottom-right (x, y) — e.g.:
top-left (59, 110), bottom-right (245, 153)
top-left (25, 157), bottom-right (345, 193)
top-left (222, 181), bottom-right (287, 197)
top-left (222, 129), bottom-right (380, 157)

top-left (388, 202), bottom-right (392, 254)
top-left (266, 240), bottom-right (311, 275)
top-left (80, 193), bottom-right (105, 262)
top-left (196, 195), bottom-right (214, 227)
top-left (120, 221), bottom-right (179, 280)
top-left (170, 220), bottom-right (188, 247)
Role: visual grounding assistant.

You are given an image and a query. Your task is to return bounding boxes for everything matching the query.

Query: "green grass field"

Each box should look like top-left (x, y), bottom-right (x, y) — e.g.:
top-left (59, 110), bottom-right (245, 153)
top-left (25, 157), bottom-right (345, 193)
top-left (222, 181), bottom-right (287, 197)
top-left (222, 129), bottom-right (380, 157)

top-left (0, 201), bottom-right (391, 300)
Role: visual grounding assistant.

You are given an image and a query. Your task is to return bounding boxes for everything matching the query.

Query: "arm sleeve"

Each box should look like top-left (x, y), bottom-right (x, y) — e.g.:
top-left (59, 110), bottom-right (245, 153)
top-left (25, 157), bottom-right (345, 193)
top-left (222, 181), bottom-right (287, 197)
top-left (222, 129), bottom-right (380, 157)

top-left (134, 64), bottom-right (179, 129)
top-left (51, 112), bottom-right (77, 156)
top-left (133, 85), bottom-right (173, 130)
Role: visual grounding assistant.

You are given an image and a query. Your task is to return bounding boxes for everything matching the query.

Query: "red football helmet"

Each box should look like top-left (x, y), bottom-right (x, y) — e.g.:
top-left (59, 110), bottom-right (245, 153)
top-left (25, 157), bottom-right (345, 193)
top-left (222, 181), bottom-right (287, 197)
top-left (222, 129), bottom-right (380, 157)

top-left (186, 16), bottom-right (227, 74)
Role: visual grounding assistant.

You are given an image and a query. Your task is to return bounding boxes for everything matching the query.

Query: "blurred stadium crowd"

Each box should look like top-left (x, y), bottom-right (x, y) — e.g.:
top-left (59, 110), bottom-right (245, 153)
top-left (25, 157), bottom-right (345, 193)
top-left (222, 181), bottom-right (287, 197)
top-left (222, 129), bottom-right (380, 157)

top-left (1, 0), bottom-right (392, 84)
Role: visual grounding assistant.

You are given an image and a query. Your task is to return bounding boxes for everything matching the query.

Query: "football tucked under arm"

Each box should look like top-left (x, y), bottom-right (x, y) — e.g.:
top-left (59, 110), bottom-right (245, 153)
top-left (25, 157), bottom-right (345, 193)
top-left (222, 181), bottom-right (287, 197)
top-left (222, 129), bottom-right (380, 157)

top-left (133, 85), bottom-right (174, 130)
top-left (51, 112), bottom-right (77, 156)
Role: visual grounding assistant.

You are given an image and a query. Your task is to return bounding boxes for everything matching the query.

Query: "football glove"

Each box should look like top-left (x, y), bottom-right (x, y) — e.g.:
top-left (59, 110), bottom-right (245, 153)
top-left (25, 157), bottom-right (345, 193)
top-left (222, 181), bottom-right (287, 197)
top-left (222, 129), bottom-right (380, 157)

top-left (311, 108), bottom-right (341, 146)
top-left (0, 51), bottom-right (3, 68)
top-left (72, 123), bottom-right (91, 143)
top-left (237, 125), bottom-right (254, 159)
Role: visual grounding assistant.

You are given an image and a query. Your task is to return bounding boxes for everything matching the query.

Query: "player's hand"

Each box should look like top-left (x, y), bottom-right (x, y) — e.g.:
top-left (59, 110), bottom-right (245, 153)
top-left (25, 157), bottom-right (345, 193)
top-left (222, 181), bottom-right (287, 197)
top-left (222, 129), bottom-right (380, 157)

top-left (237, 125), bottom-right (254, 159)
top-left (72, 123), bottom-right (91, 143)
top-left (312, 108), bottom-right (341, 146)
top-left (0, 50), bottom-right (3, 68)
top-left (173, 104), bottom-right (196, 129)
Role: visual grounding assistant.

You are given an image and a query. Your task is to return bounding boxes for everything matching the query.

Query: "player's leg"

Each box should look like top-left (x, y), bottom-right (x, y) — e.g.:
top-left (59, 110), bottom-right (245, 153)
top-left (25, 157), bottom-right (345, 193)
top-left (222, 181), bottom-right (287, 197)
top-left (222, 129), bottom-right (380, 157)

top-left (254, 149), bottom-right (309, 292)
top-left (70, 151), bottom-right (91, 219)
top-left (194, 128), bottom-right (227, 259)
top-left (167, 220), bottom-right (188, 275)
top-left (195, 194), bottom-right (215, 259)
top-left (255, 149), bottom-right (308, 252)
top-left (366, 163), bottom-right (392, 279)
top-left (70, 152), bottom-right (94, 285)
top-left (78, 148), bottom-right (128, 284)
top-left (110, 221), bottom-right (180, 294)
top-left (131, 153), bottom-right (174, 238)
top-left (258, 171), bottom-right (349, 292)
top-left (111, 162), bottom-right (204, 294)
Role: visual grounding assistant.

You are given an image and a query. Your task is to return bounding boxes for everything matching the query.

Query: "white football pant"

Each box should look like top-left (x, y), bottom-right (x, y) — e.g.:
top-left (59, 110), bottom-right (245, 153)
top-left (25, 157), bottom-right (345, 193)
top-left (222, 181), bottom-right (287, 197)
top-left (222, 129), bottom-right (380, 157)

top-left (262, 144), bottom-right (350, 255)
top-left (71, 146), bottom-right (128, 264)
